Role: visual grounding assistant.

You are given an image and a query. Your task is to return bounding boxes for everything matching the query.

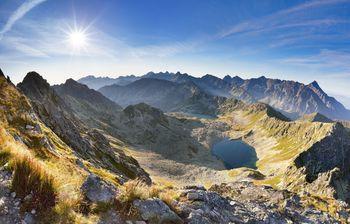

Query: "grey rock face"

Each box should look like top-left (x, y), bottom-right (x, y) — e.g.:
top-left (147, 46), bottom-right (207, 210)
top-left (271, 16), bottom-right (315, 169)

top-left (81, 174), bottom-right (118, 204)
top-left (0, 168), bottom-right (22, 224)
top-left (133, 198), bottom-right (183, 224)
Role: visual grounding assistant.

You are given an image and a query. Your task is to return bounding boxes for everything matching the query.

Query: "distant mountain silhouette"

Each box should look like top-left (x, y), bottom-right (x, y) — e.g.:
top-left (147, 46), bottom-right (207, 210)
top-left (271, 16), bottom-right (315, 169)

top-left (99, 78), bottom-right (225, 115)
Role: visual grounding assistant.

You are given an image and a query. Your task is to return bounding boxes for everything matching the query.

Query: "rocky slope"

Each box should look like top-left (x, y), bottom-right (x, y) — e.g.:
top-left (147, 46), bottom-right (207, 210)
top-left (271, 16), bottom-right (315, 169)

top-left (17, 72), bottom-right (150, 183)
top-left (53, 79), bottom-right (123, 131)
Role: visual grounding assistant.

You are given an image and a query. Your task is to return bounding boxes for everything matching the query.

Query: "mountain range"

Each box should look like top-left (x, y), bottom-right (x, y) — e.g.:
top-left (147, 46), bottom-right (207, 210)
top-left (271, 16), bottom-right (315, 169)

top-left (1, 67), bottom-right (350, 223)
top-left (79, 72), bottom-right (350, 120)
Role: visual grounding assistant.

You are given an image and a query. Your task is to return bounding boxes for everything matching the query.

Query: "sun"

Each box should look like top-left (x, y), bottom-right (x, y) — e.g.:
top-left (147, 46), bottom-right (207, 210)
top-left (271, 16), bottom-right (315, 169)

top-left (68, 30), bottom-right (87, 49)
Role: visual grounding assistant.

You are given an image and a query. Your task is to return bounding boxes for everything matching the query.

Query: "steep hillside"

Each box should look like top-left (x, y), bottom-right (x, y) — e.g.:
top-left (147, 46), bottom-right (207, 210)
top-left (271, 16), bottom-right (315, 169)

top-left (99, 78), bottom-right (225, 115)
top-left (53, 79), bottom-right (123, 129)
top-left (17, 72), bottom-right (150, 183)
top-left (0, 72), bottom-right (121, 222)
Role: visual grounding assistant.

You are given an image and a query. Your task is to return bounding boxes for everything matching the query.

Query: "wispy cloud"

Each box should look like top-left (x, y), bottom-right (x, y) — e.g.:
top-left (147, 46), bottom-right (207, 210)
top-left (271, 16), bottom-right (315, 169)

top-left (278, 49), bottom-right (350, 71)
top-left (218, 0), bottom-right (350, 38)
top-left (0, 0), bottom-right (47, 40)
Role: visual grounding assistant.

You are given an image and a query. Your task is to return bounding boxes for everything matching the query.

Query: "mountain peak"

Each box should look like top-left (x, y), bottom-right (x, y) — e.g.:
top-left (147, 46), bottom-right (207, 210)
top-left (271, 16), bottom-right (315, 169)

top-left (223, 75), bottom-right (232, 80)
top-left (21, 71), bottom-right (50, 90)
top-left (0, 68), bottom-right (4, 77)
top-left (202, 74), bottom-right (217, 79)
top-left (308, 80), bottom-right (321, 89)
top-left (64, 78), bottom-right (81, 86)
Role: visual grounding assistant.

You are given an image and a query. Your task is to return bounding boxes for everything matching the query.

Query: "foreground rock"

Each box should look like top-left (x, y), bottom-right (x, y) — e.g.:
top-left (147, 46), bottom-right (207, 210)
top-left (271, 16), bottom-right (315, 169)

top-left (81, 174), bottom-right (118, 204)
top-left (173, 182), bottom-right (344, 223)
top-left (0, 167), bottom-right (30, 224)
top-left (133, 198), bottom-right (183, 224)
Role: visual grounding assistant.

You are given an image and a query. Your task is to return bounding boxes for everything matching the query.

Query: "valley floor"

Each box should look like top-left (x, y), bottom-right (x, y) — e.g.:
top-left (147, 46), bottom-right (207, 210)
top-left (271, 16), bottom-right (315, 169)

top-left (126, 147), bottom-right (233, 187)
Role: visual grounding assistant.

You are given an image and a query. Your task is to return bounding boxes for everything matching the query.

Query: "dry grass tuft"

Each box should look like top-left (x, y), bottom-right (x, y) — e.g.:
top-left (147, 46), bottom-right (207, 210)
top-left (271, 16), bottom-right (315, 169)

top-left (119, 179), bottom-right (150, 204)
top-left (159, 189), bottom-right (180, 211)
top-left (118, 179), bottom-right (180, 218)
top-left (12, 155), bottom-right (57, 211)
top-left (0, 127), bottom-right (87, 222)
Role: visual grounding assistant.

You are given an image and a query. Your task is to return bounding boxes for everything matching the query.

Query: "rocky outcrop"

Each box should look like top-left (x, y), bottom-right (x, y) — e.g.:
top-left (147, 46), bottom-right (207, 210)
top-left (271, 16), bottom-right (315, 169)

top-left (81, 174), bottom-right (118, 204)
top-left (0, 168), bottom-right (23, 224)
top-left (174, 183), bottom-right (342, 223)
top-left (133, 198), bottom-right (183, 224)
top-left (0, 68), bottom-right (4, 78)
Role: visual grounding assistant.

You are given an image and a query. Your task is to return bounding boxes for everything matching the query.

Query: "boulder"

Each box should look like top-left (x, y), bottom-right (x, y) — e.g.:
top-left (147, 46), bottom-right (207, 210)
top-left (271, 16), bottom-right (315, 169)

top-left (133, 198), bottom-right (183, 224)
top-left (25, 125), bottom-right (34, 130)
top-left (81, 174), bottom-right (118, 204)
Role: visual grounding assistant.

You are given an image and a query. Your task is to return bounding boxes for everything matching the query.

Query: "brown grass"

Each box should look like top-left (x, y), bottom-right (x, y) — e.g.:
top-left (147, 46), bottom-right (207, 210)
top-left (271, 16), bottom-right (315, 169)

top-left (118, 179), bottom-right (180, 218)
top-left (0, 127), bottom-right (86, 222)
top-left (12, 155), bottom-right (57, 211)
top-left (0, 128), bottom-right (57, 212)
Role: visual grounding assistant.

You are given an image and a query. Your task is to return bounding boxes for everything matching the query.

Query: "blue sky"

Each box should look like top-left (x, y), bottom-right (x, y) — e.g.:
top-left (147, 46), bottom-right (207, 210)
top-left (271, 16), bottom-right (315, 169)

top-left (1, 0), bottom-right (350, 106)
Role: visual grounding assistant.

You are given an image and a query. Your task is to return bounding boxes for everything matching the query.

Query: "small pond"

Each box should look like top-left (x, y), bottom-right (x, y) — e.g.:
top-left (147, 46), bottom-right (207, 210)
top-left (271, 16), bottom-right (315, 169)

top-left (212, 138), bottom-right (258, 169)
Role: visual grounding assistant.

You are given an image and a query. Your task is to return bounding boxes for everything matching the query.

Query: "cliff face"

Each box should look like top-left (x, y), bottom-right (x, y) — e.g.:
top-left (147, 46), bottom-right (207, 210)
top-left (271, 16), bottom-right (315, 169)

top-left (283, 123), bottom-right (350, 201)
